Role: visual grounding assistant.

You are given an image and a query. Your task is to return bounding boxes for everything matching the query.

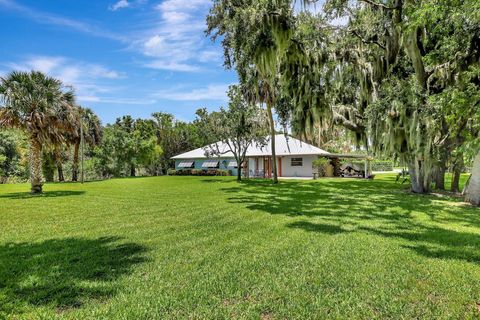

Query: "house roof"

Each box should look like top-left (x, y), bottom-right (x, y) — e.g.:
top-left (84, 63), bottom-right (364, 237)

top-left (172, 135), bottom-right (330, 159)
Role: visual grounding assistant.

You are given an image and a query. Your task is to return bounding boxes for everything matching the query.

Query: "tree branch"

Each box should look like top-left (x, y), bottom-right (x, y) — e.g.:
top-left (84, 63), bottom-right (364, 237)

top-left (359, 0), bottom-right (399, 10)
top-left (350, 29), bottom-right (386, 50)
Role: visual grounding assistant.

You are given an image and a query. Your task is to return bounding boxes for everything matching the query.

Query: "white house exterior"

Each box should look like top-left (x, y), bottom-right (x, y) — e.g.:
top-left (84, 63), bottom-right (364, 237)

top-left (171, 135), bottom-right (330, 178)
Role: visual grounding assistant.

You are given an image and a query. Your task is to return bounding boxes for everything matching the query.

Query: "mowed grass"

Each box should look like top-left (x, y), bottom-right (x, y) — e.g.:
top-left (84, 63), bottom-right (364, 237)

top-left (0, 174), bottom-right (479, 319)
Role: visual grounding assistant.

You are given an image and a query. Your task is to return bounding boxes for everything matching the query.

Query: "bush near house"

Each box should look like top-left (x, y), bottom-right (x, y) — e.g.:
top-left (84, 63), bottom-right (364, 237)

top-left (312, 158), bottom-right (331, 177)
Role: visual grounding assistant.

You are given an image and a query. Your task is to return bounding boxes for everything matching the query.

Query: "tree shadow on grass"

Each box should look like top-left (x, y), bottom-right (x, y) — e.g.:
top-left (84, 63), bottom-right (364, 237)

top-left (0, 236), bottom-right (148, 316)
top-left (0, 190), bottom-right (86, 200)
top-left (200, 178), bottom-right (237, 184)
top-left (220, 179), bottom-right (480, 263)
top-left (287, 221), bottom-right (349, 235)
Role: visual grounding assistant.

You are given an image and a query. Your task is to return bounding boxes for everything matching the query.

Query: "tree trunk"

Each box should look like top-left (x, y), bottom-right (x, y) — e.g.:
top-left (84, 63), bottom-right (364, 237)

top-left (55, 149), bottom-right (65, 182)
top-left (451, 155), bottom-right (463, 193)
top-left (236, 159), bottom-right (242, 182)
top-left (408, 158), bottom-right (431, 193)
top-left (57, 164), bottom-right (65, 182)
top-left (29, 136), bottom-right (43, 194)
top-left (72, 142), bottom-right (80, 182)
top-left (266, 103), bottom-right (278, 184)
top-left (465, 150), bottom-right (480, 206)
top-left (130, 164), bottom-right (136, 177)
top-left (433, 162), bottom-right (446, 190)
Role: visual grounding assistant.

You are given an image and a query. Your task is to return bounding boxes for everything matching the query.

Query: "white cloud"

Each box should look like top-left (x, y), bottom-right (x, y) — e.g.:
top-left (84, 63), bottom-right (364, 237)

top-left (109, 0), bottom-right (130, 11)
top-left (198, 50), bottom-right (222, 63)
top-left (109, 0), bottom-right (148, 11)
top-left (153, 84), bottom-right (231, 101)
top-left (7, 56), bottom-right (123, 83)
top-left (144, 61), bottom-right (200, 72)
top-left (6, 56), bottom-right (125, 104)
top-left (78, 96), bottom-right (156, 105)
top-left (135, 0), bottom-right (220, 72)
top-left (5, 56), bottom-right (161, 107)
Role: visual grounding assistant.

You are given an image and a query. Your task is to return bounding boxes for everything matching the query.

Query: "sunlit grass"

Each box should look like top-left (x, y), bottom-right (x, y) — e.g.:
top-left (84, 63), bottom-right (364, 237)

top-left (0, 174), bottom-right (478, 319)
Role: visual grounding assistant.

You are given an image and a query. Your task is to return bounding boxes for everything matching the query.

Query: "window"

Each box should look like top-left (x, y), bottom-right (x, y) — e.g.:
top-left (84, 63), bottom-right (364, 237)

top-left (291, 157), bottom-right (303, 167)
top-left (178, 161), bottom-right (194, 168)
top-left (227, 160), bottom-right (238, 168)
top-left (202, 160), bottom-right (219, 168)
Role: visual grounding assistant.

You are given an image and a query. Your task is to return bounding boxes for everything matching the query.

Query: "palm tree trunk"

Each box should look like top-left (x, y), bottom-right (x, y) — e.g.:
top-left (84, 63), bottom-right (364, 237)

top-left (55, 148), bottom-right (65, 182)
top-left (465, 150), bottom-right (480, 206)
top-left (266, 103), bottom-right (278, 184)
top-left (29, 136), bottom-right (43, 194)
top-left (72, 141), bottom-right (80, 182)
top-left (57, 164), bottom-right (65, 182)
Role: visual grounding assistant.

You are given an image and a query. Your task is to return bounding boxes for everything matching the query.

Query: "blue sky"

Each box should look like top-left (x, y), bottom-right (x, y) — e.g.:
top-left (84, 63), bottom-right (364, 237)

top-left (0, 0), bottom-right (238, 124)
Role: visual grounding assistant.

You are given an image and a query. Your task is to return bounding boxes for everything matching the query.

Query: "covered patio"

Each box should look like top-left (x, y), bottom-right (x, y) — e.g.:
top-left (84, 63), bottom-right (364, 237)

top-left (322, 154), bottom-right (372, 179)
top-left (244, 156), bottom-right (279, 179)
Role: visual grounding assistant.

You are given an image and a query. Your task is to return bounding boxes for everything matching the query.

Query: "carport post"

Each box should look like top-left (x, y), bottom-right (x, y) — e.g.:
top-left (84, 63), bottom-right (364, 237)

top-left (364, 158), bottom-right (368, 179)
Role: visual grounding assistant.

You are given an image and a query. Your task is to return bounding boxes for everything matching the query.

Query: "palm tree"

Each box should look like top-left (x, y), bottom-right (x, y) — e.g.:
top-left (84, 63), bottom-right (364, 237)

top-left (0, 71), bottom-right (76, 193)
top-left (49, 97), bottom-right (80, 182)
top-left (71, 107), bottom-right (102, 182)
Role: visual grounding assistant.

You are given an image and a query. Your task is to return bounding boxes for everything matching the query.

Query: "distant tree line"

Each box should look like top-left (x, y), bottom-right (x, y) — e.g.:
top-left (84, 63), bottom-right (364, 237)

top-left (0, 110), bottom-right (220, 187)
top-left (0, 71), bottom-right (230, 192)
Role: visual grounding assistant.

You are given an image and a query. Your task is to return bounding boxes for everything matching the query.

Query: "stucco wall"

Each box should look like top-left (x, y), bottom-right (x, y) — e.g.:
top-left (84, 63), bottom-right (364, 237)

top-left (280, 155), bottom-right (317, 177)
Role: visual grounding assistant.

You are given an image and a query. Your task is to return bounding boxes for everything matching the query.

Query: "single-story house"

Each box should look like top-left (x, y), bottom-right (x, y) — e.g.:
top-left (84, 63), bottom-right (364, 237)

top-left (171, 134), bottom-right (333, 178)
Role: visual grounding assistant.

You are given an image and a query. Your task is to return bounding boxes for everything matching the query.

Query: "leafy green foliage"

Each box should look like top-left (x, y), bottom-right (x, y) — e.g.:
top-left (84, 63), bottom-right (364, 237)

top-left (196, 85), bottom-right (268, 180)
top-left (0, 71), bottom-right (77, 192)
top-left (0, 130), bottom-right (27, 182)
top-left (286, 0), bottom-right (480, 193)
top-left (92, 116), bottom-right (161, 178)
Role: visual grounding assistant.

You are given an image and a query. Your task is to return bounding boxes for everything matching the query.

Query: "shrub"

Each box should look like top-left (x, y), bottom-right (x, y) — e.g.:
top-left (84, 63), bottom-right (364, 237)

top-left (312, 158), bottom-right (331, 177)
top-left (167, 169), bottom-right (178, 176)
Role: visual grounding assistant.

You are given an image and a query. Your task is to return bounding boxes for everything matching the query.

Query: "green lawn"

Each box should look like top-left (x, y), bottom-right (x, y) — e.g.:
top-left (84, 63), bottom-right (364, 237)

top-left (0, 174), bottom-right (479, 319)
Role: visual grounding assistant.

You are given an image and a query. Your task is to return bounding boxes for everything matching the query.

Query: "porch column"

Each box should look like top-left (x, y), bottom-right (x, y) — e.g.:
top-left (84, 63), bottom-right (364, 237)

top-left (278, 157), bottom-right (282, 177)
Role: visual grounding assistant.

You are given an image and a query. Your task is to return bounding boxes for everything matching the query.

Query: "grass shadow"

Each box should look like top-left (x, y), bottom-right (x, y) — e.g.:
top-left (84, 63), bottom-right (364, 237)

top-left (287, 221), bottom-right (349, 235)
top-left (220, 178), bottom-right (480, 263)
top-left (200, 178), bottom-right (237, 184)
top-left (0, 236), bottom-right (148, 316)
top-left (0, 190), bottom-right (86, 199)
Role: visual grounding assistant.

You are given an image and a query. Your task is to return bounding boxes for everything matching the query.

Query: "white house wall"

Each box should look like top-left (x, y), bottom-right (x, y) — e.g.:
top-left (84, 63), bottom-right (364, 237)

top-left (281, 155), bottom-right (316, 177)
